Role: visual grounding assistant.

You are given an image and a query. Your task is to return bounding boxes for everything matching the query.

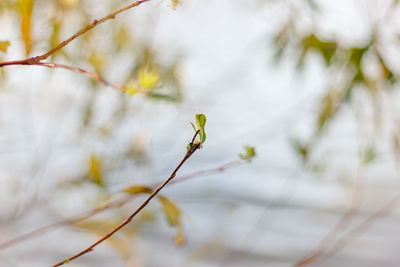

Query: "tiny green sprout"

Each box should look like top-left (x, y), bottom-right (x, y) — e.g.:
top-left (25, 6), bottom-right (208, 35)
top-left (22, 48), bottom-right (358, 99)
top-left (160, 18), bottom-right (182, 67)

top-left (195, 113), bottom-right (206, 144)
top-left (186, 144), bottom-right (191, 152)
top-left (239, 146), bottom-right (256, 161)
top-left (188, 113), bottom-right (207, 150)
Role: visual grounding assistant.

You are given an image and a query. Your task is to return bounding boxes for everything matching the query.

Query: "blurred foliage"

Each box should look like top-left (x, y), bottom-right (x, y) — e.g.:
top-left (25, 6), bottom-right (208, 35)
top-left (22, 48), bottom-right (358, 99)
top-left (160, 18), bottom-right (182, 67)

top-left (274, 1), bottom-right (400, 166)
top-left (18, 0), bottom-right (33, 56)
top-left (122, 182), bottom-right (186, 245)
top-left (123, 185), bottom-right (153, 195)
top-left (361, 145), bottom-right (377, 165)
top-left (158, 195), bottom-right (181, 227)
top-left (239, 146), bottom-right (256, 161)
top-left (7, 0), bottom-right (399, 264)
top-left (85, 154), bottom-right (105, 188)
top-left (0, 41), bottom-right (10, 53)
top-left (0, 0), bottom-right (190, 257)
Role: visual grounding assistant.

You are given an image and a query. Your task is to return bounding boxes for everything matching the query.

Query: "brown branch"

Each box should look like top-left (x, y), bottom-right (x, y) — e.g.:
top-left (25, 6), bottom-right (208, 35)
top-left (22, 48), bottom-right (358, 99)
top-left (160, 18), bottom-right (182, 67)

top-left (0, 159), bottom-right (245, 251)
top-left (34, 0), bottom-right (151, 62)
top-left (35, 62), bottom-right (125, 91)
top-left (321, 192), bottom-right (400, 262)
top-left (0, 0), bottom-right (151, 90)
top-left (0, 196), bottom-right (131, 251)
top-left (51, 131), bottom-right (201, 266)
top-left (169, 159), bottom-right (243, 185)
top-left (0, 0), bottom-right (150, 67)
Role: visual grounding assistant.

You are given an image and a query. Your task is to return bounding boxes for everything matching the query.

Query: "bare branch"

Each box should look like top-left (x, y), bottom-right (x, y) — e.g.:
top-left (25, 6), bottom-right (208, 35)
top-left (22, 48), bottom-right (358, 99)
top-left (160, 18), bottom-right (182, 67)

top-left (0, 0), bottom-right (151, 91)
top-left (293, 167), bottom-right (366, 267)
top-left (35, 62), bottom-right (125, 91)
top-left (322, 192), bottom-right (400, 262)
top-left (0, 0), bottom-right (150, 67)
top-left (34, 0), bottom-right (151, 62)
top-left (51, 132), bottom-right (202, 266)
top-left (0, 159), bottom-right (244, 251)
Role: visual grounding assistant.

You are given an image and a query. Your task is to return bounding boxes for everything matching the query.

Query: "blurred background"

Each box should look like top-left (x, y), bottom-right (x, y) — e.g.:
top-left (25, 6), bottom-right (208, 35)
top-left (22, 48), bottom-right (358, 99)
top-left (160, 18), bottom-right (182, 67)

top-left (1, 0), bottom-right (400, 266)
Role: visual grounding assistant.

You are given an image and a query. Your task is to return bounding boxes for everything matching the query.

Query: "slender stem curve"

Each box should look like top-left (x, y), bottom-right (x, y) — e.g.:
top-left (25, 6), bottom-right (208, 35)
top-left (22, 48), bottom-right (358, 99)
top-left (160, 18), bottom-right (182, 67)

top-left (52, 131), bottom-right (201, 267)
top-left (0, 159), bottom-right (244, 251)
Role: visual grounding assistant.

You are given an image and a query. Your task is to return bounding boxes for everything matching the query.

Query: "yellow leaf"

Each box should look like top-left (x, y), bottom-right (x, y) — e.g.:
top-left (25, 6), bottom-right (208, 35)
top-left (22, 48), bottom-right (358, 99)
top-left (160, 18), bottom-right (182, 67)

top-left (49, 19), bottom-right (61, 51)
top-left (0, 41), bottom-right (10, 53)
top-left (60, 0), bottom-right (80, 8)
top-left (89, 51), bottom-right (106, 74)
top-left (76, 219), bottom-right (132, 258)
top-left (158, 196), bottom-right (181, 226)
top-left (125, 84), bottom-right (138, 95)
top-left (87, 155), bottom-right (104, 187)
top-left (18, 0), bottom-right (33, 56)
top-left (123, 185), bottom-right (153, 195)
top-left (170, 0), bottom-right (181, 10)
top-left (139, 67), bottom-right (159, 90)
top-left (175, 227), bottom-right (185, 246)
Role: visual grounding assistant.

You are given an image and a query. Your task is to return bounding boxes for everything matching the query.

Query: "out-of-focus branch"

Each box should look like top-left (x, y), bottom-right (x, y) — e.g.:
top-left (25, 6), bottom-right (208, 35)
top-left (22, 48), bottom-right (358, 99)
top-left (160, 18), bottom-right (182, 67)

top-left (35, 62), bottom-right (125, 91)
top-left (323, 192), bottom-right (400, 261)
top-left (293, 167), bottom-right (366, 267)
top-left (0, 0), bottom-right (150, 67)
top-left (33, 0), bottom-right (151, 62)
top-left (0, 159), bottom-right (245, 251)
top-left (51, 131), bottom-right (202, 266)
top-left (0, 0), bottom-right (151, 91)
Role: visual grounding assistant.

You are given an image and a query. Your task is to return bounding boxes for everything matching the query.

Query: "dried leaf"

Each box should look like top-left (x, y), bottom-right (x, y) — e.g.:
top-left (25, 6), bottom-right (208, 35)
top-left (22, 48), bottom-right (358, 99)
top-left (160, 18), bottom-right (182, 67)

top-left (0, 41), bottom-right (10, 53)
top-left (123, 185), bottom-right (153, 195)
top-left (18, 0), bottom-right (33, 56)
top-left (158, 196), bottom-right (181, 227)
top-left (60, 0), bottom-right (80, 8)
top-left (175, 227), bottom-right (185, 246)
top-left (89, 51), bottom-right (105, 74)
top-left (170, 0), bottom-right (181, 10)
top-left (87, 155), bottom-right (104, 187)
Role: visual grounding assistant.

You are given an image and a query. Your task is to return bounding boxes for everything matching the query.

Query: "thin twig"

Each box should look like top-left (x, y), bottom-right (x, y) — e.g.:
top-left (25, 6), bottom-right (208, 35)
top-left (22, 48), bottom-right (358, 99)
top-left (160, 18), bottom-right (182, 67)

top-left (169, 159), bottom-right (243, 185)
top-left (35, 62), bottom-right (125, 91)
top-left (0, 0), bottom-right (151, 91)
top-left (0, 159), bottom-right (245, 251)
top-left (293, 166), bottom-right (366, 267)
top-left (322, 192), bottom-right (400, 261)
top-left (0, 0), bottom-right (150, 67)
top-left (51, 131), bottom-right (201, 266)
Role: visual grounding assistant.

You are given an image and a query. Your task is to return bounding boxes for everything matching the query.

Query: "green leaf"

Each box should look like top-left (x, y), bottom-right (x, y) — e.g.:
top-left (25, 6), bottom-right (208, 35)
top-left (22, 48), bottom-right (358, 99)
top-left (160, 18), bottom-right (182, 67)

top-left (290, 138), bottom-right (309, 163)
top-left (0, 41), bottom-right (10, 53)
top-left (239, 146), bottom-right (256, 161)
top-left (300, 34), bottom-right (338, 66)
top-left (186, 143), bottom-right (191, 152)
top-left (123, 185), bottom-right (153, 195)
top-left (190, 122), bottom-right (196, 132)
top-left (362, 146), bottom-right (376, 164)
top-left (158, 196), bottom-right (181, 227)
top-left (195, 113), bottom-right (206, 144)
